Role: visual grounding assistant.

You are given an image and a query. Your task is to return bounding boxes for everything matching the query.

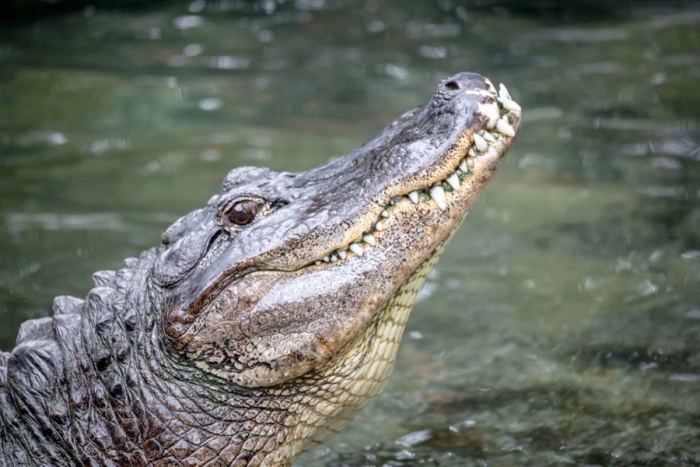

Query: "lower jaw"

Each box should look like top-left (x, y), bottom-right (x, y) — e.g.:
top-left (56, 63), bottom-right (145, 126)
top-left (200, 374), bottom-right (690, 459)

top-left (286, 228), bottom-right (461, 464)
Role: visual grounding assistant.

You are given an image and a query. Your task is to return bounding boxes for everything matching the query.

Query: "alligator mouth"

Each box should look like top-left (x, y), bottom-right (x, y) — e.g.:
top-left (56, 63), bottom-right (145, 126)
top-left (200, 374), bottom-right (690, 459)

top-left (166, 75), bottom-right (521, 343)
top-left (309, 83), bottom-right (521, 266)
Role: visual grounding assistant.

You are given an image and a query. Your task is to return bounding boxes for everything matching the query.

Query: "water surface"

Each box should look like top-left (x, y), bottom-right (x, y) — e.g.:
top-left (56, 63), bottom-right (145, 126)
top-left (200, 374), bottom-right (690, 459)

top-left (1, 1), bottom-right (699, 465)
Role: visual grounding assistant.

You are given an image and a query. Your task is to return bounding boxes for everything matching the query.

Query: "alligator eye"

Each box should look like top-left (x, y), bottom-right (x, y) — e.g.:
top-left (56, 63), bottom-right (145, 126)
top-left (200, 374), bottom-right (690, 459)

top-left (217, 196), bottom-right (272, 234)
top-left (225, 200), bottom-right (259, 226)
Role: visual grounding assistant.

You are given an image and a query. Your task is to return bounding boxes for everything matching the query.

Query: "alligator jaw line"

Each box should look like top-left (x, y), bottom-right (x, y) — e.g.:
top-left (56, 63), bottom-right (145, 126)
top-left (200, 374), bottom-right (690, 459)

top-left (313, 83), bottom-right (521, 266)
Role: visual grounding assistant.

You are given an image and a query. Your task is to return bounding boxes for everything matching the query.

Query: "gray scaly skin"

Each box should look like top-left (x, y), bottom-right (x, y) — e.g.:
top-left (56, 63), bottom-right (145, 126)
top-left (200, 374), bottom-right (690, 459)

top-left (0, 72), bottom-right (521, 467)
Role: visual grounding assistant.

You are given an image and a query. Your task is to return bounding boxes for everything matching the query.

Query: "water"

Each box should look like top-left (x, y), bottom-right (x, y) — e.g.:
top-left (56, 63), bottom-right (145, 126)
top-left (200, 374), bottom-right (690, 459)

top-left (1, 1), bottom-right (699, 465)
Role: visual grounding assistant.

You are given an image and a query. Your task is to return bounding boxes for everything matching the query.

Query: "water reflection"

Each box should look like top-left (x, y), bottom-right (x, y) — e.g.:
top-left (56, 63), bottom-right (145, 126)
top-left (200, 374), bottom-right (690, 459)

top-left (1, 0), bottom-right (699, 465)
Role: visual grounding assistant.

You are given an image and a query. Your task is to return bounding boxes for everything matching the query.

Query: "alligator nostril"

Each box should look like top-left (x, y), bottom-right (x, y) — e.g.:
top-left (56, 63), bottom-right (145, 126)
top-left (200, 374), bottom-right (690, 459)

top-left (444, 80), bottom-right (460, 91)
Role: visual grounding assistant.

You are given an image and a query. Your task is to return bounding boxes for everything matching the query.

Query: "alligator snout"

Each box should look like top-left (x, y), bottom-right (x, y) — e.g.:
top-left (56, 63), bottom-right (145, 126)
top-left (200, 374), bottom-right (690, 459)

top-left (436, 71), bottom-right (495, 99)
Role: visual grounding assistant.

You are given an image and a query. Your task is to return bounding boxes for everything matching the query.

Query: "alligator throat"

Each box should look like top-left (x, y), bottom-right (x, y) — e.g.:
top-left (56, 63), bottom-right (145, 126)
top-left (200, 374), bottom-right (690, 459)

top-left (0, 72), bottom-right (521, 467)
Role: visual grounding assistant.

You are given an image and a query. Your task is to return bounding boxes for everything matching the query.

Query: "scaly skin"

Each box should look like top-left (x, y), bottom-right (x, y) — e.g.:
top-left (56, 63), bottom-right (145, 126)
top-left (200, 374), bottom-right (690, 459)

top-left (0, 72), bottom-right (521, 466)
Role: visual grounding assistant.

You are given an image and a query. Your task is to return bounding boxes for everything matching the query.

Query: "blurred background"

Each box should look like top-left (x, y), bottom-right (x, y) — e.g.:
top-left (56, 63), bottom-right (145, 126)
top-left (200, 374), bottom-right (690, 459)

top-left (1, 0), bottom-right (700, 465)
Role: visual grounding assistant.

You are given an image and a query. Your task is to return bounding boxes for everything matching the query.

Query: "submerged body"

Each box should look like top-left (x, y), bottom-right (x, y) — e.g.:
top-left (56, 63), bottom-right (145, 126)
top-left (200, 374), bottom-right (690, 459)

top-left (0, 72), bottom-right (521, 466)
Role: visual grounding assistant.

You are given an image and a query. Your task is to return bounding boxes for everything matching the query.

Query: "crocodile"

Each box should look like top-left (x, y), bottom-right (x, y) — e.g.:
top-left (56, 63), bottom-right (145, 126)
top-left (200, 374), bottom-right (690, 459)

top-left (0, 72), bottom-right (521, 467)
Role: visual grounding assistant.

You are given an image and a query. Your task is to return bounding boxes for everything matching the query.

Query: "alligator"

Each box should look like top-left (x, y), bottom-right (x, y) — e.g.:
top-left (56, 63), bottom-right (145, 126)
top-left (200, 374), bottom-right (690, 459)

top-left (0, 72), bottom-right (521, 467)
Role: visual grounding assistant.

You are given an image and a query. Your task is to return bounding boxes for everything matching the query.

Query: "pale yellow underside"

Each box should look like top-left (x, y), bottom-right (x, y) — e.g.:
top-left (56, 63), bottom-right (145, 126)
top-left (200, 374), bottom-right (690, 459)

top-left (264, 231), bottom-right (456, 466)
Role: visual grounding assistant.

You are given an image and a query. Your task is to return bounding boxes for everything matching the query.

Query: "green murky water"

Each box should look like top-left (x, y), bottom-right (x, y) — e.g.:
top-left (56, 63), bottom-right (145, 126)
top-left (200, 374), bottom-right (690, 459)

top-left (1, 1), bottom-right (699, 465)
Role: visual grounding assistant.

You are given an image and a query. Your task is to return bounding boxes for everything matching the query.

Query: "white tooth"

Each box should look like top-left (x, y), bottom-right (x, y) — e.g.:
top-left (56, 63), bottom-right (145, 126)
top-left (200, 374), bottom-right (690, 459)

top-left (468, 147), bottom-right (476, 157)
top-left (499, 83), bottom-right (511, 100)
top-left (446, 173), bottom-right (460, 190)
top-left (363, 234), bottom-right (376, 246)
top-left (459, 159), bottom-right (468, 172)
top-left (478, 100), bottom-right (500, 129)
top-left (349, 242), bottom-right (364, 257)
top-left (496, 118), bottom-right (516, 137)
top-left (467, 158), bottom-right (475, 168)
top-left (473, 133), bottom-right (488, 152)
top-left (315, 260), bottom-right (321, 265)
top-left (375, 220), bottom-right (384, 231)
top-left (381, 210), bottom-right (389, 218)
top-left (481, 131), bottom-right (496, 143)
top-left (408, 191), bottom-right (420, 204)
top-left (430, 186), bottom-right (447, 211)
top-left (501, 98), bottom-right (521, 112)
top-left (338, 249), bottom-right (347, 260)
top-left (323, 255), bottom-right (330, 262)
top-left (330, 254), bottom-right (338, 262)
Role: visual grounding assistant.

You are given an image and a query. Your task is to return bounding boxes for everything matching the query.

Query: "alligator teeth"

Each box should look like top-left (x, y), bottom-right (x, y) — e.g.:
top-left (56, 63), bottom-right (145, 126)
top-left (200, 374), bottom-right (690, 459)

top-left (330, 254), bottom-right (338, 262)
top-left (473, 133), bottom-right (488, 152)
top-left (323, 255), bottom-right (330, 262)
top-left (349, 243), bottom-right (364, 257)
top-left (499, 83), bottom-right (511, 101)
top-left (459, 159), bottom-right (469, 173)
top-left (375, 220), bottom-right (384, 231)
top-left (496, 118), bottom-right (515, 137)
top-left (500, 98), bottom-right (521, 112)
top-left (381, 210), bottom-right (389, 218)
top-left (408, 191), bottom-right (420, 204)
top-left (481, 131), bottom-right (496, 143)
top-left (363, 233), bottom-right (376, 246)
top-left (467, 158), bottom-right (475, 169)
top-left (467, 147), bottom-right (476, 157)
top-left (338, 249), bottom-right (347, 260)
top-left (481, 101), bottom-right (500, 129)
top-left (446, 173), bottom-right (460, 190)
top-left (430, 186), bottom-right (447, 211)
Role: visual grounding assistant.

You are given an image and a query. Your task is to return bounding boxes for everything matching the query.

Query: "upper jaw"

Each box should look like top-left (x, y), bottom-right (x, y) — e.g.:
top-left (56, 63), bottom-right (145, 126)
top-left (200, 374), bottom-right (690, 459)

top-left (253, 72), bottom-right (515, 265)
top-left (302, 84), bottom-right (521, 270)
top-left (273, 72), bottom-right (522, 268)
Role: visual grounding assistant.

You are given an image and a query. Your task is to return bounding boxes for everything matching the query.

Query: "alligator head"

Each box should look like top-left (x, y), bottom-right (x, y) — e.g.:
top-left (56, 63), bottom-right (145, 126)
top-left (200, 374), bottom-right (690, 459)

top-left (1, 72), bottom-right (520, 466)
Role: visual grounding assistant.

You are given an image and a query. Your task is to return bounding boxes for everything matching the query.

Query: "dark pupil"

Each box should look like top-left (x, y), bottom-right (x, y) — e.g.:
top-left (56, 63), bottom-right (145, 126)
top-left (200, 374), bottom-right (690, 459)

top-left (227, 201), bottom-right (258, 226)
